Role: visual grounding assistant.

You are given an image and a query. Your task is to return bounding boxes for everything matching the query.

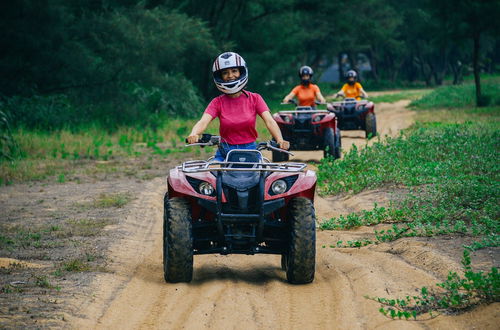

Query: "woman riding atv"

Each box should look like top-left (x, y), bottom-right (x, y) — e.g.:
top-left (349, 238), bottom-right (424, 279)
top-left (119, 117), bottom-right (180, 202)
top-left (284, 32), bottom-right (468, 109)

top-left (334, 70), bottom-right (369, 100)
top-left (187, 52), bottom-right (289, 161)
top-left (282, 66), bottom-right (326, 107)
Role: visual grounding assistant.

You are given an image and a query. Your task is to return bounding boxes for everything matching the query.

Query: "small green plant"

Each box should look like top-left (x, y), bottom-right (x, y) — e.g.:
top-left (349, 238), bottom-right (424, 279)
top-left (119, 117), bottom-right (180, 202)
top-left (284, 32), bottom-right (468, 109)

top-left (1, 284), bottom-right (24, 293)
top-left (57, 173), bottom-right (66, 183)
top-left (464, 234), bottom-right (500, 251)
top-left (34, 275), bottom-right (53, 288)
top-left (66, 218), bottom-right (117, 237)
top-left (320, 204), bottom-right (399, 230)
top-left (62, 258), bottom-right (91, 272)
top-left (368, 250), bottom-right (500, 319)
top-left (93, 192), bottom-right (132, 208)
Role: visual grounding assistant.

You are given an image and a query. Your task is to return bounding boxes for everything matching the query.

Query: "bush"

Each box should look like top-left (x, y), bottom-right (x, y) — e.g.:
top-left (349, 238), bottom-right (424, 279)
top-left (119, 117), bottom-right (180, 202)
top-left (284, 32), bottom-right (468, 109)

top-left (411, 83), bottom-right (500, 109)
top-left (0, 109), bottom-right (21, 160)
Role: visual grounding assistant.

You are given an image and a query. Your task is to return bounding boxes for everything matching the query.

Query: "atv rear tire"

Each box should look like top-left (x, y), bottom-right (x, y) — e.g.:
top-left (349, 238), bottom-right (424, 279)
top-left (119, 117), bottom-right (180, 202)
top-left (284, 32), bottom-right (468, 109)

top-left (323, 127), bottom-right (341, 160)
top-left (365, 112), bottom-right (377, 139)
top-left (285, 197), bottom-right (316, 284)
top-left (272, 149), bottom-right (289, 162)
top-left (163, 195), bottom-right (193, 283)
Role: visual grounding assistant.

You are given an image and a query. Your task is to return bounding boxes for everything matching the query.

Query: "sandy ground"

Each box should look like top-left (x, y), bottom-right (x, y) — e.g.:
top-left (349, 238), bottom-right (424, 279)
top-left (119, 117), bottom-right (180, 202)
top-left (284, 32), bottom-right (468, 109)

top-left (1, 101), bottom-right (498, 329)
top-left (69, 101), bottom-right (497, 329)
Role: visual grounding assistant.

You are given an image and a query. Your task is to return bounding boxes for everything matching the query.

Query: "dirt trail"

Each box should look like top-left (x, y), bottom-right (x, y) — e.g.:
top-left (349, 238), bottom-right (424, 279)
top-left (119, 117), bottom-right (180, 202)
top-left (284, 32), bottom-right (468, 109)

top-left (70, 101), bottom-right (498, 329)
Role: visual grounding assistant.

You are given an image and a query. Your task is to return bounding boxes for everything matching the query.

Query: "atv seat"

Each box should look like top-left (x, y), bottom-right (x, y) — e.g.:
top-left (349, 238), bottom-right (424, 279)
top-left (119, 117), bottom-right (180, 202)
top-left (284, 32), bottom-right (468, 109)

top-left (225, 150), bottom-right (262, 169)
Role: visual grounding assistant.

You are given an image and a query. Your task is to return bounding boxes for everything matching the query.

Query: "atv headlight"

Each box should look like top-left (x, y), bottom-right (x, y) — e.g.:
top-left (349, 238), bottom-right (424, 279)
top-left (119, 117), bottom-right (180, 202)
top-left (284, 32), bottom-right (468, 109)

top-left (313, 115), bottom-right (324, 122)
top-left (282, 115), bottom-right (292, 123)
top-left (271, 180), bottom-right (287, 195)
top-left (198, 182), bottom-right (214, 196)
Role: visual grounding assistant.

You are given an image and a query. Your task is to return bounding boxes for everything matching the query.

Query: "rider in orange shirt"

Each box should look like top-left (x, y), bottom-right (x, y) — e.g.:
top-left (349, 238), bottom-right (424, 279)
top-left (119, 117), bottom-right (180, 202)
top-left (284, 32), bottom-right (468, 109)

top-left (282, 66), bottom-right (326, 107)
top-left (335, 70), bottom-right (369, 100)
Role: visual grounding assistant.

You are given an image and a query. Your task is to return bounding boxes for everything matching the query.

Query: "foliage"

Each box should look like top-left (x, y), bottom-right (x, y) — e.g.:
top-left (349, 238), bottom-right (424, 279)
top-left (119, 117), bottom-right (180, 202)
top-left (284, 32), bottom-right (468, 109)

top-left (1, 0), bottom-right (499, 130)
top-left (369, 90), bottom-right (432, 104)
top-left (0, 109), bottom-right (21, 160)
top-left (411, 83), bottom-right (500, 109)
top-left (368, 250), bottom-right (499, 319)
top-left (318, 122), bottom-right (499, 195)
top-left (1, 2), bottom-right (214, 129)
top-left (318, 120), bottom-right (499, 247)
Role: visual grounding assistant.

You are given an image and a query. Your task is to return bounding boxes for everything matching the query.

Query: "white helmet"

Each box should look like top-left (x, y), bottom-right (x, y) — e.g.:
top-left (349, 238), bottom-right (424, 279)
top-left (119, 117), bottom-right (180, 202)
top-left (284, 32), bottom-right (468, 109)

top-left (212, 52), bottom-right (248, 94)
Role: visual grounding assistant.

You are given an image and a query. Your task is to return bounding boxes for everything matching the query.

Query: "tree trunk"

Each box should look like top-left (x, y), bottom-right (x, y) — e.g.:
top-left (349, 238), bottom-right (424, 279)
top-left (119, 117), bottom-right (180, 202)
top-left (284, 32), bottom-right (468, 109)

top-left (368, 47), bottom-right (379, 83)
top-left (450, 60), bottom-right (463, 85)
top-left (472, 32), bottom-right (482, 106)
top-left (338, 52), bottom-right (344, 81)
top-left (347, 51), bottom-right (359, 73)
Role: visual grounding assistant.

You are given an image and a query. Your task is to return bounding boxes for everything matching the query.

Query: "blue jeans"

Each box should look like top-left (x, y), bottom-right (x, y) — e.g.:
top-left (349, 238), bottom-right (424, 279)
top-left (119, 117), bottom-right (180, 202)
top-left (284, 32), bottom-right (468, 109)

top-left (214, 142), bottom-right (258, 161)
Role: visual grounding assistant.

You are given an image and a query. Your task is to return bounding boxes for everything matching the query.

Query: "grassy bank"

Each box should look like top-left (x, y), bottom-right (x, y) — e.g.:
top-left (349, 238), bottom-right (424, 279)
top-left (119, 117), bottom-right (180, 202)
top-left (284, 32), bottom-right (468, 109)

top-left (317, 82), bottom-right (500, 318)
top-left (318, 81), bottom-right (500, 240)
top-left (0, 113), bottom-right (279, 185)
top-left (319, 121), bottom-right (499, 242)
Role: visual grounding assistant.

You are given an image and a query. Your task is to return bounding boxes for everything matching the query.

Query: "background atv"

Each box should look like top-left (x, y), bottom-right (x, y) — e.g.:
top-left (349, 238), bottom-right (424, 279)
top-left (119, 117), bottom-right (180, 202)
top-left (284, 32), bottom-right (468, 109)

top-left (272, 100), bottom-right (341, 161)
top-left (327, 98), bottom-right (376, 139)
top-left (164, 134), bottom-right (317, 284)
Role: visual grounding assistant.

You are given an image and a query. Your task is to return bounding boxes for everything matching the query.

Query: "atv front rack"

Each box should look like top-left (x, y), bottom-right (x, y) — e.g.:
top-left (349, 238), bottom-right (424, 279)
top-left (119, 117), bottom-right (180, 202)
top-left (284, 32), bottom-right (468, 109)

top-left (278, 110), bottom-right (329, 114)
top-left (329, 100), bottom-right (369, 106)
top-left (181, 160), bottom-right (306, 173)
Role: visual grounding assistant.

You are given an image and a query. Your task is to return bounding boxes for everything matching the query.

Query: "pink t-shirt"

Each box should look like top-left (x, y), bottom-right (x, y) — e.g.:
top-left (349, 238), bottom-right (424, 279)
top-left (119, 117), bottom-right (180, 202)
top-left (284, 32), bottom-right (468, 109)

top-left (204, 91), bottom-right (269, 145)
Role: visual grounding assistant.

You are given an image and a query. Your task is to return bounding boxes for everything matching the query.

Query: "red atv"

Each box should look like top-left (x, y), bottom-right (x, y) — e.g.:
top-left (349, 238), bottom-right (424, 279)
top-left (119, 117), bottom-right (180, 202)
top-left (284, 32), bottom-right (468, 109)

top-left (272, 100), bottom-right (341, 161)
top-left (164, 134), bottom-right (317, 284)
top-left (327, 98), bottom-right (377, 139)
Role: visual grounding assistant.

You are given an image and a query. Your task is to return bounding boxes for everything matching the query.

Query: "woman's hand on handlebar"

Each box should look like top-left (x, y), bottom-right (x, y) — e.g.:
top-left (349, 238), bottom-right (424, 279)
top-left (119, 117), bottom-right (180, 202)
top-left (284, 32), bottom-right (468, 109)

top-left (186, 134), bottom-right (200, 144)
top-left (277, 140), bottom-right (290, 150)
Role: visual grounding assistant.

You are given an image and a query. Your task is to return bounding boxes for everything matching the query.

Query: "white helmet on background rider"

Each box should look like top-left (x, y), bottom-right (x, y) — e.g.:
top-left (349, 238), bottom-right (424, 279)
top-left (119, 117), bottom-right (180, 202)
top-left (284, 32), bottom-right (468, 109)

top-left (212, 52), bottom-right (248, 94)
top-left (345, 70), bottom-right (358, 85)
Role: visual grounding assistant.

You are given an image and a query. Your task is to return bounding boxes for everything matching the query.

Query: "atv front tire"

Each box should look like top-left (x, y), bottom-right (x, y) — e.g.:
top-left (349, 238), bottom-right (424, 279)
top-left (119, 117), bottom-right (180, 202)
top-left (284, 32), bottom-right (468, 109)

top-left (285, 197), bottom-right (316, 284)
top-left (163, 195), bottom-right (193, 283)
top-left (365, 112), bottom-right (377, 139)
top-left (323, 127), bottom-right (341, 160)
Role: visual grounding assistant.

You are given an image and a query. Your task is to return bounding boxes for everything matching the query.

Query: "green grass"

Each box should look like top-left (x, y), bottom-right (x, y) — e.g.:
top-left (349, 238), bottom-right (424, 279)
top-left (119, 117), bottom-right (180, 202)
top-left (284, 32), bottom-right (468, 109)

top-left (318, 81), bottom-right (500, 317)
top-left (0, 218), bottom-right (117, 251)
top-left (318, 122), bottom-right (499, 242)
top-left (0, 108), bottom-right (282, 185)
top-left (61, 258), bottom-right (92, 272)
top-left (318, 122), bottom-right (499, 195)
top-left (92, 193), bottom-right (133, 208)
top-left (369, 90), bottom-right (433, 103)
top-left (65, 218), bottom-right (118, 236)
top-left (411, 82), bottom-right (500, 109)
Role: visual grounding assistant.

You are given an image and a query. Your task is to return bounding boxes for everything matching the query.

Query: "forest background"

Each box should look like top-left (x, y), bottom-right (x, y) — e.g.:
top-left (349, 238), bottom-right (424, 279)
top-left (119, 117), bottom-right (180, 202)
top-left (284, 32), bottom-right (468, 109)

top-left (1, 0), bottom-right (499, 132)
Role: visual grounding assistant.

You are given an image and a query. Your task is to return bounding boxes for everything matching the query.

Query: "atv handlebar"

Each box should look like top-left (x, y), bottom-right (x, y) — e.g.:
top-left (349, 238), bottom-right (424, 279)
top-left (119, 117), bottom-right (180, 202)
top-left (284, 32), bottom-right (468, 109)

top-left (281, 100), bottom-right (326, 106)
top-left (185, 134), bottom-right (221, 147)
top-left (258, 141), bottom-right (294, 156)
top-left (281, 99), bottom-right (298, 106)
top-left (185, 134), bottom-right (293, 156)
